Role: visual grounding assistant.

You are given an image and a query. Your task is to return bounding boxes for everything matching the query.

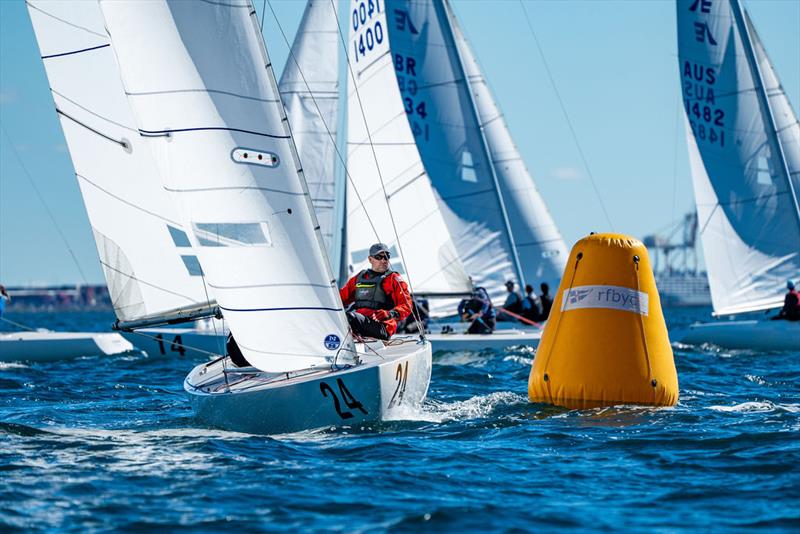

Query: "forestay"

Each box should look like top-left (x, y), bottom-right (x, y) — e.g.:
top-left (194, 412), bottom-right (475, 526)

top-left (99, 0), bottom-right (350, 372)
top-left (346, 0), bottom-right (472, 297)
top-left (381, 0), bottom-right (521, 303)
top-left (446, 1), bottom-right (568, 287)
top-left (677, 0), bottom-right (800, 315)
top-left (27, 0), bottom-right (215, 324)
top-left (279, 0), bottom-right (340, 261)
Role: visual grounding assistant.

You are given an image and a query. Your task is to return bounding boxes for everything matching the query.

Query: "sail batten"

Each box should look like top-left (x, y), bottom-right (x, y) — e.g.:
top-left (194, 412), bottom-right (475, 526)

top-left (677, 0), bottom-right (800, 316)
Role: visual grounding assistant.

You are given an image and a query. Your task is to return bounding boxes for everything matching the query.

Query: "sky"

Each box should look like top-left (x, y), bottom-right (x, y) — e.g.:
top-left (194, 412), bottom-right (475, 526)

top-left (0, 0), bottom-right (798, 286)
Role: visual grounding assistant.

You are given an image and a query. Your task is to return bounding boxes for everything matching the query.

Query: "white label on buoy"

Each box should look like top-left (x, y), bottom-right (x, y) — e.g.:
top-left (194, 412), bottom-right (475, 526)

top-left (561, 285), bottom-right (649, 316)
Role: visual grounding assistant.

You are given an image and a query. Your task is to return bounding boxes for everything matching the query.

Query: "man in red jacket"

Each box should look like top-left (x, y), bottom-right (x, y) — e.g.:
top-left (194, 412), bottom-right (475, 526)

top-left (340, 243), bottom-right (413, 340)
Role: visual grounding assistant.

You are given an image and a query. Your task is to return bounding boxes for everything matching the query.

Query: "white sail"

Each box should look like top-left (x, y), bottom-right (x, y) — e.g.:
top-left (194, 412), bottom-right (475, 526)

top-left (26, 0), bottom-right (215, 324)
top-left (99, 0), bottom-right (350, 372)
top-left (446, 1), bottom-right (568, 287)
top-left (372, 0), bottom-right (532, 306)
top-left (346, 0), bottom-right (472, 296)
top-left (279, 0), bottom-right (340, 261)
top-left (677, 0), bottom-right (800, 315)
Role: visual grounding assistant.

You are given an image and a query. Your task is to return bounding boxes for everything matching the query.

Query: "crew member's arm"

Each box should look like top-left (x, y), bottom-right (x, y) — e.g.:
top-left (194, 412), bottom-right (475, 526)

top-left (385, 274), bottom-right (413, 321)
top-left (339, 276), bottom-right (357, 308)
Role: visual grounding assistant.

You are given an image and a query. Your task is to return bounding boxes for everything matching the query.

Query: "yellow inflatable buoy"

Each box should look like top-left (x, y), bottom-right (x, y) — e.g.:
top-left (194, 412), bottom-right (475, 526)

top-left (528, 233), bottom-right (678, 408)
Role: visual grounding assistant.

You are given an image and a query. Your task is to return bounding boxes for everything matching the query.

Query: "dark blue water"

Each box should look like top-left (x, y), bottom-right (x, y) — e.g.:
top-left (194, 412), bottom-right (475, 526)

top-left (1, 308), bottom-right (799, 531)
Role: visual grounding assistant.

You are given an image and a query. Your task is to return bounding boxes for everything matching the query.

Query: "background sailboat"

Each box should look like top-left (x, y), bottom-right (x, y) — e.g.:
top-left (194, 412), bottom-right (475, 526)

top-left (346, 0), bottom-right (568, 308)
top-left (676, 0), bottom-right (800, 350)
top-left (10, 0), bottom-right (222, 362)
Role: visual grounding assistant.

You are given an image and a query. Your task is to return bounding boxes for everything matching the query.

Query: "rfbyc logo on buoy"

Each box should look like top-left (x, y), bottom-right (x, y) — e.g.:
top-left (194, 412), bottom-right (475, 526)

top-left (562, 285), bottom-right (649, 316)
top-left (324, 334), bottom-right (341, 350)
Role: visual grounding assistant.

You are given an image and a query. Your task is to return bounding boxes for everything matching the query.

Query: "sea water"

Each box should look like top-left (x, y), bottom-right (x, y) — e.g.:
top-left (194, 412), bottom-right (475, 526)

top-left (1, 308), bottom-right (798, 531)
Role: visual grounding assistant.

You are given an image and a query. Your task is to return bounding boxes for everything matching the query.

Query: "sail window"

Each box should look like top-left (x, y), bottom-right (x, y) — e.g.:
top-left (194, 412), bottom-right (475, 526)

top-left (231, 148), bottom-right (279, 168)
top-left (181, 255), bottom-right (204, 276)
top-left (168, 225), bottom-right (192, 247)
top-left (755, 156), bottom-right (773, 186)
top-left (193, 222), bottom-right (271, 247)
top-left (461, 150), bottom-right (477, 183)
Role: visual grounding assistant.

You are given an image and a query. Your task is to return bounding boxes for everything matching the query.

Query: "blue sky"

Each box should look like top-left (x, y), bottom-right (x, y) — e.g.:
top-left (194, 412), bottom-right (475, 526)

top-left (1, 0), bottom-right (798, 286)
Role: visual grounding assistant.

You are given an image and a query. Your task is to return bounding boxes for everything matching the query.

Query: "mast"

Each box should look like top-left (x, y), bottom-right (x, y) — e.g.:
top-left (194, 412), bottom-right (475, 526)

top-left (730, 0), bottom-right (800, 234)
top-left (437, 0), bottom-right (527, 290)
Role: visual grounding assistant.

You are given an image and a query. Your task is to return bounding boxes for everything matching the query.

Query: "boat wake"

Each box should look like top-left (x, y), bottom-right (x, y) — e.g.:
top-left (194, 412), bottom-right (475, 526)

top-left (388, 391), bottom-right (528, 424)
top-left (708, 401), bottom-right (800, 414)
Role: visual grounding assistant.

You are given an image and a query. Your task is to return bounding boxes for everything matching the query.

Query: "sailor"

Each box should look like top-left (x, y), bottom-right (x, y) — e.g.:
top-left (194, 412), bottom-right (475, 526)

top-left (539, 282), bottom-right (553, 320)
top-left (0, 285), bottom-right (9, 318)
top-left (458, 286), bottom-right (496, 334)
top-left (772, 280), bottom-right (800, 322)
top-left (497, 280), bottom-right (523, 321)
top-left (340, 243), bottom-right (412, 340)
top-left (522, 283), bottom-right (542, 322)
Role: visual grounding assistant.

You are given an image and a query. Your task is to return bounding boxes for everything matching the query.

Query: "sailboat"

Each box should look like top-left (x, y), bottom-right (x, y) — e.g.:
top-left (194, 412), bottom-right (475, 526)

top-left (344, 0), bottom-right (567, 349)
top-left (29, 0), bottom-right (430, 434)
top-left (675, 0), bottom-right (800, 350)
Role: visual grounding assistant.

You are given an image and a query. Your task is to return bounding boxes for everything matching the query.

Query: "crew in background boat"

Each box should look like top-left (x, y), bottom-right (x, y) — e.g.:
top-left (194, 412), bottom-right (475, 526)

top-left (497, 280), bottom-right (523, 321)
top-left (0, 285), bottom-right (10, 318)
top-left (340, 243), bottom-right (412, 340)
top-left (458, 286), bottom-right (496, 334)
top-left (522, 284), bottom-right (542, 322)
top-left (539, 283), bottom-right (553, 320)
top-left (772, 280), bottom-right (800, 322)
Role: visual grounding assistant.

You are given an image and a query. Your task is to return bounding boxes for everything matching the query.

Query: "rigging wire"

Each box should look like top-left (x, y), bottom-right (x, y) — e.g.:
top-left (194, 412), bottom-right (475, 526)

top-left (265, 0), bottom-right (381, 243)
top-left (327, 0), bottom-right (426, 334)
top-left (266, 0), bottom-right (425, 335)
top-left (0, 123), bottom-right (90, 285)
top-left (517, 0), bottom-right (615, 231)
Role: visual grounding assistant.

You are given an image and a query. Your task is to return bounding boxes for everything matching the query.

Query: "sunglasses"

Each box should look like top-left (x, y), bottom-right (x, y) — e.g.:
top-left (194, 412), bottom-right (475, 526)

top-left (372, 253), bottom-right (390, 261)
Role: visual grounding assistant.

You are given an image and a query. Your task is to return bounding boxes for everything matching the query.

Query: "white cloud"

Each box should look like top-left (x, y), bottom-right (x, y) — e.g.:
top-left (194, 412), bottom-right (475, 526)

top-left (551, 166), bottom-right (582, 180)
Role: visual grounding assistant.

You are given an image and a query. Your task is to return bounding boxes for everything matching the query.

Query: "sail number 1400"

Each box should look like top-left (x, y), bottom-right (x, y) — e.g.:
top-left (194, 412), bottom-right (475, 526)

top-left (352, 0), bottom-right (383, 63)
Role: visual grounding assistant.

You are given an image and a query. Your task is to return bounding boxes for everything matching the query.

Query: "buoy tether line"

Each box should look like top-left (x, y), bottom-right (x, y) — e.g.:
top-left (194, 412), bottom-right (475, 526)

top-left (529, 233), bottom-right (678, 409)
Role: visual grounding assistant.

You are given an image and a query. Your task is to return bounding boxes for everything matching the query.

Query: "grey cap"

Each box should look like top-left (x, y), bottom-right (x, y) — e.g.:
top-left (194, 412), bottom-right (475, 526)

top-left (369, 243), bottom-right (390, 257)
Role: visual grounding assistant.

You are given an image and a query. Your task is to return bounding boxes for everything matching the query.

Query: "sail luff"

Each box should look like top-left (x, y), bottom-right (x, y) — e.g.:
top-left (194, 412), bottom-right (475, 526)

top-left (730, 0), bottom-right (800, 233)
top-left (446, 1), bottom-right (568, 287)
top-left (437, 0), bottom-right (527, 290)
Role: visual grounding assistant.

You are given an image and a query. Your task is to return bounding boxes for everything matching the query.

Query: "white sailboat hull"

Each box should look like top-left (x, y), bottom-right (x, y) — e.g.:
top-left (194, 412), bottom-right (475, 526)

top-left (428, 329), bottom-right (541, 352)
top-left (0, 331), bottom-right (134, 363)
top-left (184, 339), bottom-right (432, 435)
top-left (677, 320), bottom-right (800, 351)
top-left (121, 327), bottom-right (228, 359)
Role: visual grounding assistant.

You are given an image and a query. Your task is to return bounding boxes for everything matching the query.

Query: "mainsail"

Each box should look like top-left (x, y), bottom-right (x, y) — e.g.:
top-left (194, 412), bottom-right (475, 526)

top-left (677, 0), bottom-right (800, 315)
top-left (27, 0), bottom-right (215, 325)
top-left (445, 1), bottom-right (568, 287)
top-left (346, 0), bottom-right (473, 297)
top-left (99, 0), bottom-right (351, 372)
top-left (279, 0), bottom-right (340, 262)
top-left (380, 0), bottom-right (522, 302)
